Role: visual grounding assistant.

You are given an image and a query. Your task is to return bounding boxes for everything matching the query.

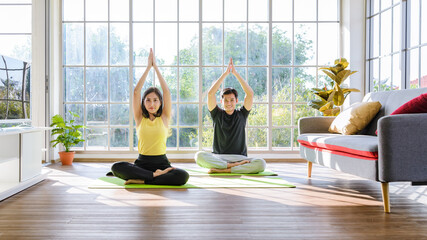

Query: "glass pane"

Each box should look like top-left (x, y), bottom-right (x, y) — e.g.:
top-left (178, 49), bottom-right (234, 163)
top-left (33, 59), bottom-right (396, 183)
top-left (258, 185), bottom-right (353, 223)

top-left (225, 23), bottom-right (246, 65)
top-left (372, 59), bottom-right (379, 92)
top-left (224, 67), bottom-right (246, 102)
top-left (202, 67), bottom-right (222, 98)
top-left (202, 0), bottom-right (222, 21)
top-left (179, 23), bottom-right (199, 65)
top-left (381, 0), bottom-right (393, 10)
top-left (87, 104), bottom-right (108, 125)
top-left (86, 0), bottom-right (108, 21)
top-left (180, 0), bottom-right (199, 21)
top-left (272, 68), bottom-right (291, 102)
top-left (86, 67), bottom-right (108, 102)
top-left (167, 128), bottom-right (177, 148)
top-left (64, 104), bottom-right (84, 125)
top-left (133, 0), bottom-right (153, 21)
top-left (110, 67), bottom-right (129, 102)
top-left (0, 5), bottom-right (31, 33)
top-left (155, 0), bottom-right (177, 21)
top-left (293, 128), bottom-right (299, 147)
top-left (294, 67), bottom-right (316, 102)
top-left (294, 104), bottom-right (316, 126)
top-left (110, 23), bottom-right (129, 65)
top-left (423, 2), bottom-right (427, 44)
top-left (295, 23), bottom-right (316, 65)
top-left (64, 67), bottom-right (84, 102)
top-left (272, 24), bottom-right (292, 65)
top-left (247, 128), bottom-right (267, 148)
top-left (179, 104), bottom-right (198, 126)
top-left (86, 23), bottom-right (108, 65)
top-left (393, 5), bottom-right (401, 52)
top-left (248, 0), bottom-right (268, 21)
top-left (422, 47), bottom-right (427, 88)
top-left (158, 67), bottom-right (177, 101)
top-left (381, 10), bottom-right (392, 55)
top-left (110, 104), bottom-right (129, 125)
top-left (392, 53), bottom-right (402, 90)
top-left (380, 56), bottom-right (391, 91)
top-left (248, 104), bottom-right (267, 126)
top-left (409, 0), bottom-right (420, 47)
top-left (156, 23), bottom-right (177, 65)
top-left (110, 0), bottom-right (129, 21)
top-left (180, 67), bottom-right (199, 102)
top-left (248, 67), bottom-right (267, 102)
top-left (294, 0), bottom-right (316, 21)
top-left (179, 128), bottom-right (198, 148)
top-left (272, 0), bottom-right (292, 21)
top-left (372, 15), bottom-right (379, 57)
top-left (133, 23), bottom-right (153, 65)
top-left (409, 49), bottom-right (419, 88)
top-left (224, 0), bottom-right (246, 21)
top-left (63, 23), bottom-right (84, 65)
top-left (202, 23), bottom-right (223, 66)
top-left (318, 0), bottom-right (338, 21)
top-left (372, 0), bottom-right (380, 15)
top-left (272, 104), bottom-right (291, 126)
top-left (318, 23), bottom-right (339, 66)
top-left (170, 104), bottom-right (177, 125)
top-left (272, 128), bottom-right (291, 148)
top-left (248, 24), bottom-right (267, 66)
top-left (202, 105), bottom-right (212, 126)
top-left (63, 0), bottom-right (83, 21)
top-left (86, 128), bottom-right (108, 150)
top-left (202, 127), bottom-right (213, 148)
top-left (110, 128), bottom-right (129, 148)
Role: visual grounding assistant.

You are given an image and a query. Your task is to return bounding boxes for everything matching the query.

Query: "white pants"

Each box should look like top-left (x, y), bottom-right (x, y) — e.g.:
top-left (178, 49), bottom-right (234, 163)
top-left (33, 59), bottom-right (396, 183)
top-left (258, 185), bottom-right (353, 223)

top-left (194, 151), bottom-right (266, 174)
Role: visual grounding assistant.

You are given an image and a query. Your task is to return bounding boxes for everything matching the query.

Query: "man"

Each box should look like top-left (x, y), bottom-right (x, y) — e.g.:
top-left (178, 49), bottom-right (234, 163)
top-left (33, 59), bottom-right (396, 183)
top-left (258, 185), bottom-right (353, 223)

top-left (194, 58), bottom-right (266, 174)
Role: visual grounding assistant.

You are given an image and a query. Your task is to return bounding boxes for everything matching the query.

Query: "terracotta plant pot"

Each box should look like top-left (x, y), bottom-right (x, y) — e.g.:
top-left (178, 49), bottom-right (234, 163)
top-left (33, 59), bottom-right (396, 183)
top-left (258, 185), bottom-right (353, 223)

top-left (59, 151), bottom-right (75, 165)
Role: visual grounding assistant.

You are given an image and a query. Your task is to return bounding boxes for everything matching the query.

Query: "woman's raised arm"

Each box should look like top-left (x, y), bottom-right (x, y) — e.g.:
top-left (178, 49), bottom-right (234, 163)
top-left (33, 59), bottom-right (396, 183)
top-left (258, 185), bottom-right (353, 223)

top-left (133, 49), bottom-right (153, 126)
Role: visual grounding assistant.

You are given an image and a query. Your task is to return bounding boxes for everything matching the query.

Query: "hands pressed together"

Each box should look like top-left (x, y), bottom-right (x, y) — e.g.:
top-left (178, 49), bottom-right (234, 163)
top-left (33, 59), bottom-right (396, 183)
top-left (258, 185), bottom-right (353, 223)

top-left (147, 48), bottom-right (158, 68)
top-left (226, 57), bottom-right (237, 75)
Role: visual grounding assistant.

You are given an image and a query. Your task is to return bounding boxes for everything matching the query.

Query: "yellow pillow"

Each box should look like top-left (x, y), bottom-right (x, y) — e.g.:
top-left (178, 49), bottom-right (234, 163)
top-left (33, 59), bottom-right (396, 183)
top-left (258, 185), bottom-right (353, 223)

top-left (329, 101), bottom-right (382, 135)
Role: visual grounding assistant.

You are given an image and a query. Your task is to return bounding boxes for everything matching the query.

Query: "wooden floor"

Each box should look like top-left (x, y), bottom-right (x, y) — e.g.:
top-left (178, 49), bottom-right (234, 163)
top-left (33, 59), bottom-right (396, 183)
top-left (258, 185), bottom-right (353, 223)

top-left (1, 162), bottom-right (426, 240)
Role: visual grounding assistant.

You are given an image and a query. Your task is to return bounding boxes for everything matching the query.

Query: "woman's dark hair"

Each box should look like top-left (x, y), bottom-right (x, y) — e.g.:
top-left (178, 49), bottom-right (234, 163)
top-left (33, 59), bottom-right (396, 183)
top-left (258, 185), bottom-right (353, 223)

top-left (141, 87), bottom-right (163, 118)
top-left (221, 87), bottom-right (238, 99)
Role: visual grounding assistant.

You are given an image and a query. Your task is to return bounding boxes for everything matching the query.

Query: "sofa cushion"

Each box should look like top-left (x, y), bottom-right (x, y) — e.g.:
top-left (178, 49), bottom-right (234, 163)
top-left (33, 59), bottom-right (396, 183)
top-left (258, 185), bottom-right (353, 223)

top-left (329, 101), bottom-right (382, 135)
top-left (298, 133), bottom-right (378, 159)
top-left (375, 93), bottom-right (427, 135)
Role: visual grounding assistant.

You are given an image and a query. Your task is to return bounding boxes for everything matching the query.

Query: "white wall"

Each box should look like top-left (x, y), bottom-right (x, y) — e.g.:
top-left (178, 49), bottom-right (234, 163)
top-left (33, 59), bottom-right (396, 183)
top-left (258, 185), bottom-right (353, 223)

top-left (341, 0), bottom-right (366, 106)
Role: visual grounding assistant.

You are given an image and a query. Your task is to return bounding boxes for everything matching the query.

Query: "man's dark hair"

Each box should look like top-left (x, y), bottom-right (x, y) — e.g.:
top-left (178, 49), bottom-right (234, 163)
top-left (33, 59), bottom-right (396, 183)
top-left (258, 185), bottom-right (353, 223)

top-left (141, 87), bottom-right (163, 118)
top-left (221, 88), bottom-right (238, 99)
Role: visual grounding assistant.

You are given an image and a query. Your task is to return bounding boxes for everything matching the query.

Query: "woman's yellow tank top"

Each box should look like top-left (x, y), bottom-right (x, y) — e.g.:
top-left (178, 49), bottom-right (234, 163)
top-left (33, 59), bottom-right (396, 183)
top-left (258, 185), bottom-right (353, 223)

top-left (136, 117), bottom-right (168, 155)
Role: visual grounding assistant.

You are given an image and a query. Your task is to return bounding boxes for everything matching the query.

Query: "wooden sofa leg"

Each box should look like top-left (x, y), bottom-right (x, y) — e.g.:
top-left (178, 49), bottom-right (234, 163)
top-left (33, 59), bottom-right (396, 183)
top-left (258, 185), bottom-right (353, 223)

top-left (381, 182), bottom-right (391, 213)
top-left (307, 161), bottom-right (312, 178)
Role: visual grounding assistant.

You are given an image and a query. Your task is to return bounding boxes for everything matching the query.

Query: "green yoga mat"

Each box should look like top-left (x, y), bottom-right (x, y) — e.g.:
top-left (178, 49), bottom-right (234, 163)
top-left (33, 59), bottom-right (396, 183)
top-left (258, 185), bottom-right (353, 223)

top-left (89, 176), bottom-right (295, 189)
top-left (184, 168), bottom-right (278, 176)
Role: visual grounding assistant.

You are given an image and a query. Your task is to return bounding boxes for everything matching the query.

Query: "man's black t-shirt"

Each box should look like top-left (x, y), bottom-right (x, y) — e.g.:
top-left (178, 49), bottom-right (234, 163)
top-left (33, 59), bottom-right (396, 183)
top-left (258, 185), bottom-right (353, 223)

top-left (210, 105), bottom-right (250, 156)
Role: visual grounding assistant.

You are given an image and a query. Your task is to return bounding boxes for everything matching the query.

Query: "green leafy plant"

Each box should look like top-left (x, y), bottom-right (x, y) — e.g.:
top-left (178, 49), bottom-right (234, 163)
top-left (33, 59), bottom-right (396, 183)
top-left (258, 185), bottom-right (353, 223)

top-left (50, 112), bottom-right (86, 152)
top-left (308, 58), bottom-right (360, 116)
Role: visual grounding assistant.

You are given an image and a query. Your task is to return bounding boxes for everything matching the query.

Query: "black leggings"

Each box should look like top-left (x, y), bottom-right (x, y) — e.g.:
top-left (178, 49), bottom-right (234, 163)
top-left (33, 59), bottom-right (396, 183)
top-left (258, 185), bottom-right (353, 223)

top-left (111, 154), bottom-right (189, 186)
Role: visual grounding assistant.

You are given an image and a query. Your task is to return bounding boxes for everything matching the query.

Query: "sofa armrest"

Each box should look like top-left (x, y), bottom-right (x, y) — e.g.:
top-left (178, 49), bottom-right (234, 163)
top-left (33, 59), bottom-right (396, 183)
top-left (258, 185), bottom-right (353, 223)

top-left (298, 116), bottom-right (336, 134)
top-left (378, 113), bottom-right (427, 182)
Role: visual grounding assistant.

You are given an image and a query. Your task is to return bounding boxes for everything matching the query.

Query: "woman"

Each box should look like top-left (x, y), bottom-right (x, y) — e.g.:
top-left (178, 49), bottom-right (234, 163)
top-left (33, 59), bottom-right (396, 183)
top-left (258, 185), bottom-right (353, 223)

top-left (111, 48), bottom-right (189, 185)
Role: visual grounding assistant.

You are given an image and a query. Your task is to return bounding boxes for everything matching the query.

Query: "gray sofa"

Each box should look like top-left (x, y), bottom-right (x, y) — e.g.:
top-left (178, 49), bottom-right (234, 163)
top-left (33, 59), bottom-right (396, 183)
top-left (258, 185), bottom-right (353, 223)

top-left (298, 88), bottom-right (427, 213)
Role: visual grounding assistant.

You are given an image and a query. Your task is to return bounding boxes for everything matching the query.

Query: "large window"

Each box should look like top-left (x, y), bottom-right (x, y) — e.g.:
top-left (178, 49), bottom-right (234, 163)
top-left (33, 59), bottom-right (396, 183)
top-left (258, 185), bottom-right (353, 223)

top-left (62, 0), bottom-right (340, 152)
top-left (366, 0), bottom-right (427, 91)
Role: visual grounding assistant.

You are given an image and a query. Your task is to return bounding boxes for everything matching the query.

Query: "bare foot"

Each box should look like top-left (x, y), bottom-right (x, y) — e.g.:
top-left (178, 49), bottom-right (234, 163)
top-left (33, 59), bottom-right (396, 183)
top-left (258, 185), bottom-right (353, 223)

top-left (208, 168), bottom-right (231, 174)
top-left (227, 160), bottom-right (250, 168)
top-left (124, 179), bottom-right (145, 185)
top-left (153, 167), bottom-right (175, 177)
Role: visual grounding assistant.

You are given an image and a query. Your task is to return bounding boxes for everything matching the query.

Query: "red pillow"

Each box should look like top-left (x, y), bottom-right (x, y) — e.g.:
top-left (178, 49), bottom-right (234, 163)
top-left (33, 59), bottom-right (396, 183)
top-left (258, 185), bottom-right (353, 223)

top-left (376, 93), bottom-right (427, 135)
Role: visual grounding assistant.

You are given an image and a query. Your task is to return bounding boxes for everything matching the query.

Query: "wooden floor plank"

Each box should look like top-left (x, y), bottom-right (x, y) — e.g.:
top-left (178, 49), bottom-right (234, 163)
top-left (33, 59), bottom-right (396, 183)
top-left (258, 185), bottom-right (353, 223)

top-left (0, 162), bottom-right (426, 239)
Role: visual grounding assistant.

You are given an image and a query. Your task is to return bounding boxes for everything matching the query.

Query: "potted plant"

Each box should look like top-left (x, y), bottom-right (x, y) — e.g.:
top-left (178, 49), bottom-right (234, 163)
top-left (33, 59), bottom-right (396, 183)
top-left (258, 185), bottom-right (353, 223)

top-left (308, 58), bottom-right (360, 116)
top-left (50, 111), bottom-right (85, 165)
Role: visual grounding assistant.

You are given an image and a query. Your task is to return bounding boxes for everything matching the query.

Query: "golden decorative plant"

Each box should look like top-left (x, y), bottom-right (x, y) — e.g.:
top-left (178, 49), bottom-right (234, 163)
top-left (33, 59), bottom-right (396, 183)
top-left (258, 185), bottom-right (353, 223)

top-left (308, 58), bottom-right (360, 116)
